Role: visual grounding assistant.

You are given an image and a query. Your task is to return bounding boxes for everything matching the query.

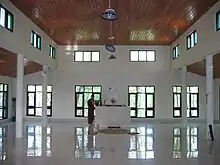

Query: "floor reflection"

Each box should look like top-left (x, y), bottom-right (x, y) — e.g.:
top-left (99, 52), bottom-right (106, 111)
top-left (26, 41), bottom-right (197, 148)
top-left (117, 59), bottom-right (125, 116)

top-left (172, 126), bottom-right (199, 159)
top-left (0, 126), bottom-right (7, 161)
top-left (186, 127), bottom-right (198, 158)
top-left (128, 127), bottom-right (154, 159)
top-left (173, 127), bottom-right (181, 158)
top-left (74, 127), bottom-right (100, 159)
top-left (26, 125), bottom-right (52, 157)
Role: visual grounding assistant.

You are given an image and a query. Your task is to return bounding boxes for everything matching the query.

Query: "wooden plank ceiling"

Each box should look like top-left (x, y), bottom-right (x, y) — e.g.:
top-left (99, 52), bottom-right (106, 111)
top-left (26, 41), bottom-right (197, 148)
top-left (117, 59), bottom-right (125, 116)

top-left (187, 53), bottom-right (220, 79)
top-left (0, 47), bottom-right (42, 77)
top-left (9, 0), bottom-right (218, 45)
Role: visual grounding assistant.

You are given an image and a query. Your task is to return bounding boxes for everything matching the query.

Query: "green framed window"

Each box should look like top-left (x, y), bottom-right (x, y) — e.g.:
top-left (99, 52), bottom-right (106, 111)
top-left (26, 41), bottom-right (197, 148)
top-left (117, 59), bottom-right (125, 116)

top-left (0, 83), bottom-right (8, 120)
top-left (128, 86), bottom-right (155, 118)
top-left (0, 4), bottom-right (14, 32)
top-left (75, 85), bottom-right (102, 117)
top-left (31, 31), bottom-right (41, 50)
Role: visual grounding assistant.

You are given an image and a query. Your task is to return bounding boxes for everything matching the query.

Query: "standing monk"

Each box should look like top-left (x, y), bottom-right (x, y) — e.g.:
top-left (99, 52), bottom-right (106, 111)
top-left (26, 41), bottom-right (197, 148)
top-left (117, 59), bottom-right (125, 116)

top-left (87, 94), bottom-right (95, 125)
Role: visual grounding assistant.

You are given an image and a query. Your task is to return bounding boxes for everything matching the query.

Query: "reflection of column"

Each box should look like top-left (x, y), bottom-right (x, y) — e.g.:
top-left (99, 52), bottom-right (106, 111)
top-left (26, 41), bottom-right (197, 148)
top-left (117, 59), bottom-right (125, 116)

top-left (16, 54), bottom-right (24, 138)
top-left (42, 65), bottom-right (48, 126)
top-left (42, 126), bottom-right (47, 156)
top-left (14, 138), bottom-right (24, 165)
top-left (206, 55), bottom-right (214, 139)
top-left (181, 127), bottom-right (187, 160)
top-left (182, 66), bottom-right (187, 125)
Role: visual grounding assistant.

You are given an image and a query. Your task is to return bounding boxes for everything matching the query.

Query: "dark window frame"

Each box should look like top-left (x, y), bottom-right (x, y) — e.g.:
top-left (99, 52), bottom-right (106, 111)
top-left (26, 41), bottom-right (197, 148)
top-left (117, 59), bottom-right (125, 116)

top-left (129, 50), bottom-right (156, 62)
top-left (172, 44), bottom-right (179, 59)
top-left (186, 30), bottom-right (197, 50)
top-left (74, 51), bottom-right (100, 62)
top-left (31, 31), bottom-right (41, 50)
top-left (49, 45), bottom-right (56, 59)
top-left (75, 85), bottom-right (102, 117)
top-left (0, 4), bottom-right (14, 32)
top-left (187, 86), bottom-right (199, 118)
top-left (216, 11), bottom-right (220, 31)
top-left (0, 83), bottom-right (8, 120)
top-left (128, 86), bottom-right (155, 118)
top-left (26, 85), bottom-right (52, 117)
top-left (172, 86), bottom-right (182, 118)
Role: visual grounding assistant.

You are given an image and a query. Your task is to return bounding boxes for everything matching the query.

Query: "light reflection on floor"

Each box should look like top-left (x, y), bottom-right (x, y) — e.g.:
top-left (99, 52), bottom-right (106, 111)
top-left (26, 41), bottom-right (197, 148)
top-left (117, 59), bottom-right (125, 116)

top-left (0, 123), bottom-right (219, 165)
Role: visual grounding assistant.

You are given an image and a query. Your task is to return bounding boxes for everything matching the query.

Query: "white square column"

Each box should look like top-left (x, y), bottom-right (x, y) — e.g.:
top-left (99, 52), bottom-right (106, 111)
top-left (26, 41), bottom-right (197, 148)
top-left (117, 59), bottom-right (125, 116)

top-left (181, 66), bottom-right (187, 125)
top-left (42, 65), bottom-right (48, 126)
top-left (16, 54), bottom-right (24, 138)
top-left (206, 55), bottom-right (214, 139)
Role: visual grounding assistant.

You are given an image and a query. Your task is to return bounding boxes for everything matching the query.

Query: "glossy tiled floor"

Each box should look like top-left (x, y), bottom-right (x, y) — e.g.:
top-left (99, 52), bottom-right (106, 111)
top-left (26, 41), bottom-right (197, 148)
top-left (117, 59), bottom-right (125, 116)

top-left (0, 122), bottom-right (220, 165)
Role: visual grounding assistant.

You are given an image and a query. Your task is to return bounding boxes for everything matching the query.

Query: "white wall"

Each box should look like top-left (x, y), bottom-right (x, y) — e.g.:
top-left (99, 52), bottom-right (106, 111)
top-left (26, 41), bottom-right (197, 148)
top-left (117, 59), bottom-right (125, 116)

top-left (0, 0), bottom-right (57, 69)
top-left (22, 45), bottom-right (207, 120)
top-left (0, 75), bottom-right (14, 120)
top-left (172, 1), bottom-right (220, 68)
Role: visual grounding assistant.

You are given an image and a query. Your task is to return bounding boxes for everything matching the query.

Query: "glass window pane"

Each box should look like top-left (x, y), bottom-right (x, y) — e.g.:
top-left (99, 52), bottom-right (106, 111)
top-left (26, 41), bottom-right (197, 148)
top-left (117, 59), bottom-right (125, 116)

top-left (194, 32), bottom-right (197, 44)
top-left (76, 86), bottom-right (84, 92)
top-left (190, 87), bottom-right (198, 93)
top-left (177, 87), bottom-right (181, 93)
top-left (146, 87), bottom-right (154, 93)
top-left (36, 85), bottom-right (42, 92)
top-left (137, 109), bottom-right (145, 117)
top-left (76, 94), bottom-right (83, 107)
top-left (28, 93), bottom-right (35, 106)
top-left (0, 84), bottom-right (3, 91)
top-left (84, 93), bottom-right (91, 108)
top-left (36, 108), bottom-right (42, 116)
top-left (174, 110), bottom-right (180, 117)
top-left (84, 86), bottom-right (92, 92)
top-left (129, 86), bottom-right (137, 93)
top-left (47, 109), bottom-right (51, 116)
top-left (139, 51), bottom-right (147, 61)
top-left (84, 109), bottom-right (88, 117)
top-left (174, 94), bottom-right (180, 107)
top-left (0, 7), bottom-right (5, 27)
top-left (138, 86), bottom-right (145, 93)
top-left (47, 86), bottom-right (52, 92)
top-left (92, 86), bottom-right (101, 92)
top-left (217, 12), bottom-right (220, 29)
top-left (191, 110), bottom-right (197, 117)
top-left (28, 109), bottom-right (34, 115)
top-left (91, 52), bottom-right (99, 61)
top-left (146, 51), bottom-right (155, 61)
top-left (137, 94), bottom-right (145, 108)
top-left (147, 110), bottom-right (153, 117)
top-left (28, 85), bottom-right (35, 92)
top-left (130, 110), bottom-right (135, 116)
top-left (130, 51), bottom-right (138, 61)
top-left (7, 14), bottom-right (13, 30)
top-left (147, 128), bottom-right (153, 134)
top-left (76, 109), bottom-right (83, 116)
top-left (94, 94), bottom-right (100, 101)
top-left (47, 93), bottom-right (51, 106)
top-left (191, 34), bottom-right (194, 47)
top-left (83, 52), bottom-right (91, 61)
top-left (37, 36), bottom-right (41, 49)
top-left (129, 94), bottom-right (136, 108)
top-left (75, 52), bottom-right (83, 61)
top-left (36, 92), bottom-right (42, 107)
top-left (147, 95), bottom-right (153, 108)
top-left (33, 33), bottom-right (37, 47)
top-left (187, 36), bottom-right (191, 48)
top-left (4, 85), bottom-right (8, 91)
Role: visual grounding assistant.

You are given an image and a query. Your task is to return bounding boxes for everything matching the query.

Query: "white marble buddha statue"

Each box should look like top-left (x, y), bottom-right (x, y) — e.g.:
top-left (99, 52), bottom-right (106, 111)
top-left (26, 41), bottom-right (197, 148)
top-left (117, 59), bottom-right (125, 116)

top-left (106, 87), bottom-right (118, 105)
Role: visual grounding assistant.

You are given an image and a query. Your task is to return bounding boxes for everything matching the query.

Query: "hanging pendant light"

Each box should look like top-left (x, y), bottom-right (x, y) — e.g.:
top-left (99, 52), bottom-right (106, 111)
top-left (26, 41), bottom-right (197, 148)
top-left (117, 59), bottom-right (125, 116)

top-left (109, 54), bottom-right (116, 59)
top-left (101, 8), bottom-right (118, 21)
top-left (105, 44), bottom-right (116, 52)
